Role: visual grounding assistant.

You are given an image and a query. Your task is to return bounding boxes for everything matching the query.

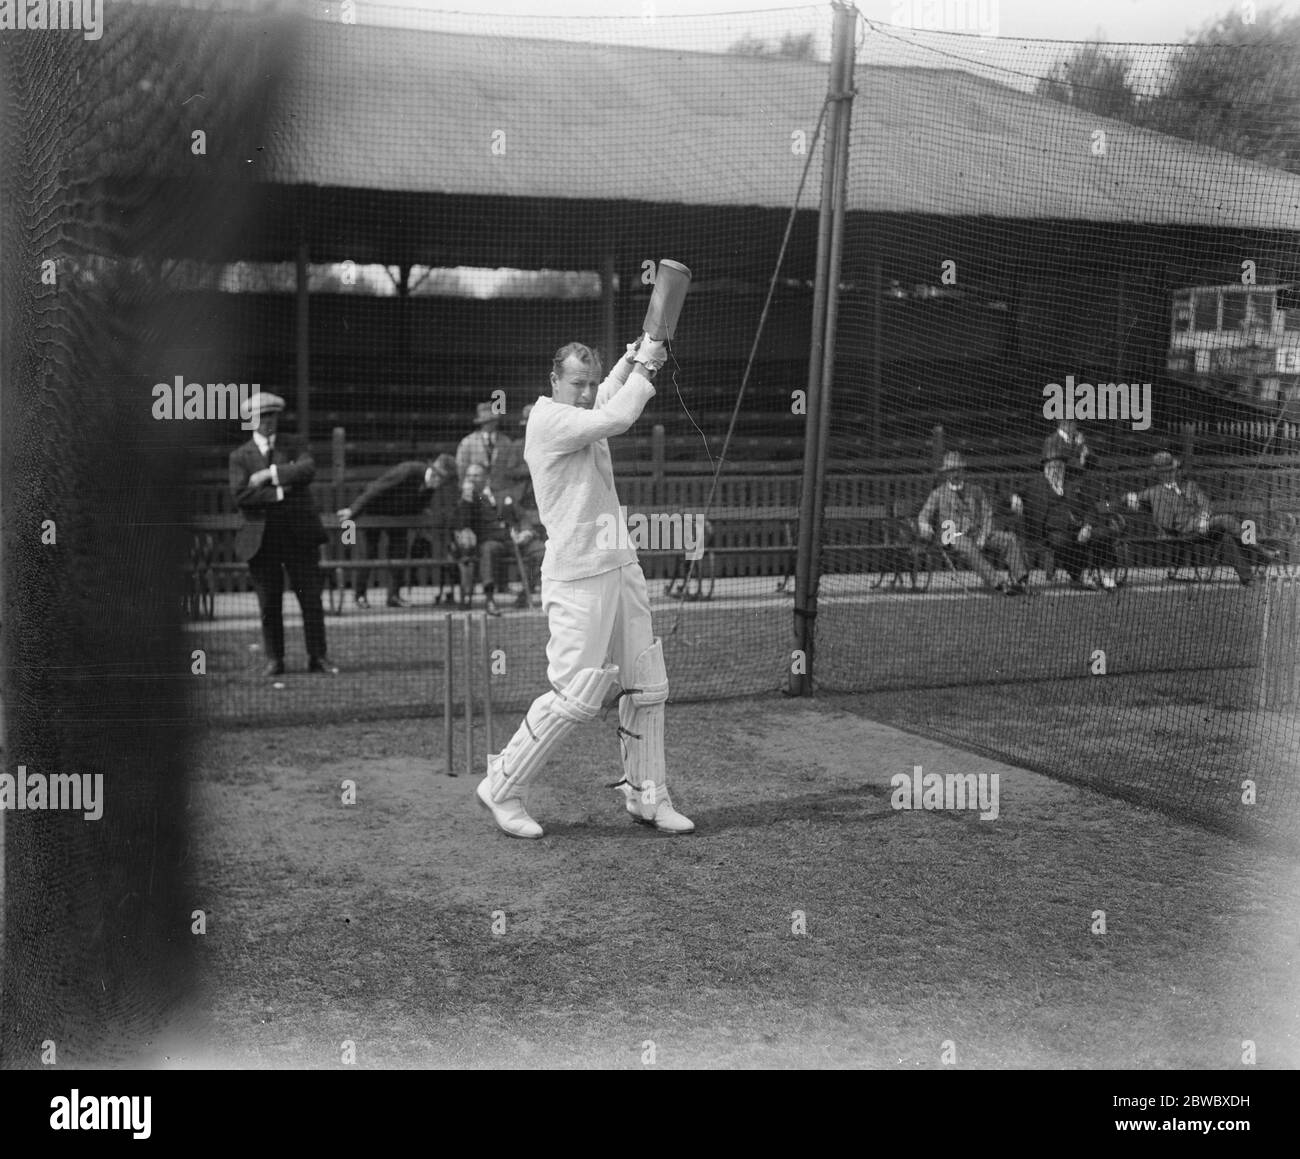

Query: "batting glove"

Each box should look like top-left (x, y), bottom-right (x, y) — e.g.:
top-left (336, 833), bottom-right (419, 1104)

top-left (634, 335), bottom-right (667, 372)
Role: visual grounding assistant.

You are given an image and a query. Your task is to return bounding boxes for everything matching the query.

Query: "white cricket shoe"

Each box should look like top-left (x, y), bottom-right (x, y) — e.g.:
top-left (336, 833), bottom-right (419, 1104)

top-left (476, 761), bottom-right (543, 839)
top-left (617, 780), bottom-right (695, 834)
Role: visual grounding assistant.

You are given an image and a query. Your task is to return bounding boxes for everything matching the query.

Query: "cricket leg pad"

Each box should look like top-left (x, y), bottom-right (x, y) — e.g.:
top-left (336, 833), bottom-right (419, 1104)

top-left (484, 664), bottom-right (621, 808)
top-left (614, 640), bottom-right (694, 834)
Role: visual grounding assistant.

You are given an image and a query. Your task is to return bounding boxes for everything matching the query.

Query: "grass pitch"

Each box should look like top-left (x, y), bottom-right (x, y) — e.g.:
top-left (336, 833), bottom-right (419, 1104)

top-left (172, 694), bottom-right (1299, 1069)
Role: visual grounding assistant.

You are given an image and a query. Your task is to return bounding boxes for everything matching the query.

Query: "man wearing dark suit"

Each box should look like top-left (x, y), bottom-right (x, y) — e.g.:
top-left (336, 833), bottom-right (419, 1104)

top-left (1014, 453), bottom-right (1099, 589)
top-left (229, 392), bottom-right (337, 676)
top-left (452, 463), bottom-right (515, 615)
top-left (337, 453), bottom-right (457, 608)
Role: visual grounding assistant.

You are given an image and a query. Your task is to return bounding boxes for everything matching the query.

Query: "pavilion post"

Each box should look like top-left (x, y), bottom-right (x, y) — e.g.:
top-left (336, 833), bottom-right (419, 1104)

top-left (295, 238), bottom-right (310, 441)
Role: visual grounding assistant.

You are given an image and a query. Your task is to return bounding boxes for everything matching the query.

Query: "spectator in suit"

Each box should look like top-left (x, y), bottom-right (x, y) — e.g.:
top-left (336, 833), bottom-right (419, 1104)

top-left (501, 486), bottom-right (547, 607)
top-left (918, 451), bottom-right (1030, 595)
top-left (229, 392), bottom-right (337, 676)
top-left (492, 403), bottom-right (534, 506)
top-left (456, 401), bottom-right (514, 495)
top-left (1041, 418), bottom-right (1093, 472)
top-left (336, 453), bottom-right (457, 608)
top-left (1012, 453), bottom-right (1102, 590)
top-left (1125, 451), bottom-right (1254, 586)
top-left (452, 463), bottom-right (512, 615)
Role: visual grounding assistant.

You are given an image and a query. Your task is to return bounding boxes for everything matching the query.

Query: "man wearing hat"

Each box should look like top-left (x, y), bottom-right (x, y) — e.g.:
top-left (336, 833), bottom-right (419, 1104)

top-left (456, 401), bottom-right (514, 494)
top-left (336, 453), bottom-right (458, 608)
top-left (1012, 450), bottom-right (1103, 590)
top-left (229, 392), bottom-right (337, 675)
top-left (918, 451), bottom-right (1031, 595)
top-left (1125, 452), bottom-right (1254, 585)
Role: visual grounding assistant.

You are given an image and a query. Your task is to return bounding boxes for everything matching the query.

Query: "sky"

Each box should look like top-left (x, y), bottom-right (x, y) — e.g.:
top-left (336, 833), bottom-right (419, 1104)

top-left (351, 0), bottom-right (1300, 45)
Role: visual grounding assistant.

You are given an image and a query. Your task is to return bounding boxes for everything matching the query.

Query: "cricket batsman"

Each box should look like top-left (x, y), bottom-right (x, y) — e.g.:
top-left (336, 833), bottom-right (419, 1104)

top-left (474, 335), bottom-right (695, 839)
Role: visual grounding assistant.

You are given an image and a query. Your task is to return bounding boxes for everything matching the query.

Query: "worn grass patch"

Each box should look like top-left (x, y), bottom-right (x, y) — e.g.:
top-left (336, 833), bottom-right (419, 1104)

top-left (179, 695), bottom-right (1300, 1069)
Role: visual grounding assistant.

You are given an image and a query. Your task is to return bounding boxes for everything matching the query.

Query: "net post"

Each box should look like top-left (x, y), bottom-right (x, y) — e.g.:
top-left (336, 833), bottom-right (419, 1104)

top-left (296, 238), bottom-right (310, 441)
top-left (602, 240), bottom-right (618, 369)
top-left (790, 0), bottom-right (855, 696)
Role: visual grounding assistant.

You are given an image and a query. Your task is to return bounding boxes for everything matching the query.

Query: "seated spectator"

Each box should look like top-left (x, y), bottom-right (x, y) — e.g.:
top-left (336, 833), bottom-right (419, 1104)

top-left (1124, 451), bottom-right (1254, 586)
top-left (501, 482), bottom-right (547, 607)
top-left (452, 463), bottom-right (514, 615)
top-left (493, 403), bottom-right (534, 507)
top-left (337, 453), bottom-right (457, 608)
top-left (1012, 453), bottom-right (1105, 590)
top-left (918, 452), bottom-right (1030, 596)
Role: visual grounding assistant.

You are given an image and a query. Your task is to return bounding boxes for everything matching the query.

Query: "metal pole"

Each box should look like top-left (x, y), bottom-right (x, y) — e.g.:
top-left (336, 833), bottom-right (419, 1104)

top-left (296, 238), bottom-right (310, 441)
top-left (479, 613), bottom-right (493, 755)
top-left (811, 15), bottom-right (857, 604)
top-left (870, 256), bottom-right (881, 457)
top-left (444, 612), bottom-right (454, 775)
top-left (602, 241), bottom-right (618, 367)
top-left (463, 614), bottom-right (475, 776)
top-left (789, 1), bottom-right (851, 696)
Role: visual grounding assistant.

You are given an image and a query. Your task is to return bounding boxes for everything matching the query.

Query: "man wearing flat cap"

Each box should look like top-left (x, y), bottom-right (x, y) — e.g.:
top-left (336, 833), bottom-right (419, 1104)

top-left (1125, 451), bottom-right (1254, 586)
top-left (229, 392), bottom-right (338, 675)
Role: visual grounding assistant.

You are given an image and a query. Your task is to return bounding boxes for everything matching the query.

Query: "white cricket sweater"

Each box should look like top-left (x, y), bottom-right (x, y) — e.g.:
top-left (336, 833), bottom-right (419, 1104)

top-left (525, 364), bottom-right (656, 582)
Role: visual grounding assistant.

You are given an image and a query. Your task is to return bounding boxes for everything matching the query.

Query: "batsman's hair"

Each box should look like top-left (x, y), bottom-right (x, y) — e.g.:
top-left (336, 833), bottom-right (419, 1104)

top-left (551, 341), bottom-right (603, 381)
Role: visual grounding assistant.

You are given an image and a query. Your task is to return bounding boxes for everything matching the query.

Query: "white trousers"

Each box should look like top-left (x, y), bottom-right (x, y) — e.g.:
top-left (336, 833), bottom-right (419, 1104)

top-left (541, 563), bottom-right (655, 691)
top-left (488, 562), bottom-right (663, 796)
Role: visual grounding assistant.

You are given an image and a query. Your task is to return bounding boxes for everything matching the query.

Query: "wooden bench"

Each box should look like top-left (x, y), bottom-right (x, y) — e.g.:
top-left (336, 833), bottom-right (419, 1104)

top-left (1109, 505), bottom-right (1298, 583)
top-left (628, 502), bottom-right (914, 597)
top-left (184, 513), bottom-right (473, 617)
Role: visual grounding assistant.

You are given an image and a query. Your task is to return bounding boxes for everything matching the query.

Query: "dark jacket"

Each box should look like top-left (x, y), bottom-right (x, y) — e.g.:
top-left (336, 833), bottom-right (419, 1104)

top-left (229, 434), bottom-right (326, 562)
top-left (347, 461), bottom-right (440, 519)
top-left (457, 491), bottom-right (509, 546)
top-left (1022, 474), bottom-right (1089, 545)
